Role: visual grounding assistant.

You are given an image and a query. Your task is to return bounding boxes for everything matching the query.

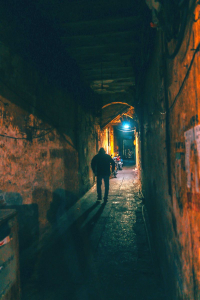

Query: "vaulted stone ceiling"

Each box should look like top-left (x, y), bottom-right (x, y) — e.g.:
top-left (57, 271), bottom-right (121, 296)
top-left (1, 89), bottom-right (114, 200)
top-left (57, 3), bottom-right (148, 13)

top-left (0, 0), bottom-right (153, 125)
top-left (34, 0), bottom-right (151, 102)
top-left (34, 0), bottom-right (152, 125)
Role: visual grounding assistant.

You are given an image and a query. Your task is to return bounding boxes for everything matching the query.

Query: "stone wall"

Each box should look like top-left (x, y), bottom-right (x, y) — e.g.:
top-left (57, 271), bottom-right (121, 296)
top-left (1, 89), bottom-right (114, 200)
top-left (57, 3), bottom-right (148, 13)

top-left (0, 39), bottom-right (99, 256)
top-left (140, 3), bottom-right (200, 299)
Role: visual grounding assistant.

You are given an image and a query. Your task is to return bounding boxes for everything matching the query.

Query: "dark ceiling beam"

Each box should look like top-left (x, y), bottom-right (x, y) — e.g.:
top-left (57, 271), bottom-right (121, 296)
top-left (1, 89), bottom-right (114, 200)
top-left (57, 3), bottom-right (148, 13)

top-left (61, 16), bottom-right (141, 36)
top-left (88, 76), bottom-right (135, 85)
top-left (58, 0), bottom-right (144, 23)
top-left (66, 43), bottom-right (137, 57)
top-left (88, 86), bottom-right (133, 92)
top-left (82, 66), bottom-right (133, 76)
top-left (73, 54), bottom-right (133, 65)
top-left (61, 30), bottom-right (138, 48)
top-left (93, 84), bottom-right (133, 89)
top-left (91, 83), bottom-right (134, 89)
top-left (90, 77), bottom-right (135, 83)
top-left (93, 89), bottom-right (132, 94)
top-left (102, 93), bottom-right (134, 101)
top-left (84, 72), bottom-right (134, 81)
top-left (79, 60), bottom-right (132, 69)
top-left (101, 84), bottom-right (134, 89)
top-left (105, 81), bottom-right (135, 87)
top-left (93, 88), bottom-right (134, 93)
top-left (65, 41), bottom-right (137, 54)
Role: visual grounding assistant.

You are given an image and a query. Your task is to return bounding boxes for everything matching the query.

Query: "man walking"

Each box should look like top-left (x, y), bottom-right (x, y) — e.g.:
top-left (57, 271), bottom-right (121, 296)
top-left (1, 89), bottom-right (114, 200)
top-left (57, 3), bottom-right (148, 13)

top-left (91, 148), bottom-right (115, 202)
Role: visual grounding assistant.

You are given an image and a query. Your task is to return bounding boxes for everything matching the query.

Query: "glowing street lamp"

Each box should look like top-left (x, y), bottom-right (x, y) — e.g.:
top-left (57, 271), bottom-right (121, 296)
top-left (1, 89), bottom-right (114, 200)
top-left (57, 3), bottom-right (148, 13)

top-left (123, 123), bottom-right (130, 130)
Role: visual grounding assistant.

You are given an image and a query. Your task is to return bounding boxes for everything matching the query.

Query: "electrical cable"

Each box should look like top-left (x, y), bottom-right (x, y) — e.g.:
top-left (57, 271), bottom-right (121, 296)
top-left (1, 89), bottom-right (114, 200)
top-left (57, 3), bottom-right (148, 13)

top-left (168, 42), bottom-right (200, 112)
top-left (157, 42), bottom-right (200, 115)
top-left (142, 205), bottom-right (154, 266)
top-left (0, 128), bottom-right (54, 140)
top-left (0, 133), bottom-right (27, 140)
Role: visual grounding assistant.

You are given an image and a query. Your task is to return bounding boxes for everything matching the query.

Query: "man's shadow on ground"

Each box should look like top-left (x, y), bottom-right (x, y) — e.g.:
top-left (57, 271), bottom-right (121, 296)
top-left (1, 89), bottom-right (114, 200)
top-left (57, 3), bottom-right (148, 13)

top-left (73, 201), bottom-right (101, 229)
top-left (39, 201), bottom-right (107, 288)
top-left (80, 201), bottom-right (106, 234)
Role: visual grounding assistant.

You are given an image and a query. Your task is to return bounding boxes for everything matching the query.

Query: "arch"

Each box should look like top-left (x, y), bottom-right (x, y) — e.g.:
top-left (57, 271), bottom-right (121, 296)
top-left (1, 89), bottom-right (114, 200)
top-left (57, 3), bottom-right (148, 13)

top-left (102, 102), bottom-right (133, 109)
top-left (101, 101), bottom-right (135, 129)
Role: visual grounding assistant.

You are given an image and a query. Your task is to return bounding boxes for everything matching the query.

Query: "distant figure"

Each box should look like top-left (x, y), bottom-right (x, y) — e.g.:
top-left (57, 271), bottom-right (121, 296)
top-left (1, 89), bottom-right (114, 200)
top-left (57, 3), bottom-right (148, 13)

top-left (91, 148), bottom-right (115, 202)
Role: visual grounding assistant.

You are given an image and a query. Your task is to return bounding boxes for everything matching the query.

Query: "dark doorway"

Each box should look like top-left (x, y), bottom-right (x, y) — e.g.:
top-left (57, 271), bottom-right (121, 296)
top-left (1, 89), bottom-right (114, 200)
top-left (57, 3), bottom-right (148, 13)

top-left (114, 126), bottom-right (135, 165)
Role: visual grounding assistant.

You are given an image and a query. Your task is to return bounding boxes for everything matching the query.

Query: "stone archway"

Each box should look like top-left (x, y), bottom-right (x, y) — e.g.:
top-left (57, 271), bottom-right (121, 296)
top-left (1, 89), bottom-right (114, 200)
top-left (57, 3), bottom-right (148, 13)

top-left (101, 102), bottom-right (135, 129)
top-left (98, 101), bottom-right (137, 158)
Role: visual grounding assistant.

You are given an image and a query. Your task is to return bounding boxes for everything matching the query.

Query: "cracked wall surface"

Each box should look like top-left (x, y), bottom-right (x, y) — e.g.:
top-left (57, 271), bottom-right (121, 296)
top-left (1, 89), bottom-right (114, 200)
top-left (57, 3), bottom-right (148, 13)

top-left (141, 3), bottom-right (200, 299)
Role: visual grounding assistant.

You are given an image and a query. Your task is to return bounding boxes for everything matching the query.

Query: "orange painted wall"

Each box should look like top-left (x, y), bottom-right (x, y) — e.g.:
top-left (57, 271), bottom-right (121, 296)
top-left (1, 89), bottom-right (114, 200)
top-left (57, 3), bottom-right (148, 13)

top-left (141, 3), bottom-right (200, 299)
top-left (98, 125), bottom-right (114, 155)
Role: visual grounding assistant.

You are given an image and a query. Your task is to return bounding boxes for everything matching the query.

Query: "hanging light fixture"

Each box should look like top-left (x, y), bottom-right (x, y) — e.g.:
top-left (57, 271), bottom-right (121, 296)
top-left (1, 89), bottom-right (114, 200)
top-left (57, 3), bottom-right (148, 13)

top-left (123, 123), bottom-right (130, 130)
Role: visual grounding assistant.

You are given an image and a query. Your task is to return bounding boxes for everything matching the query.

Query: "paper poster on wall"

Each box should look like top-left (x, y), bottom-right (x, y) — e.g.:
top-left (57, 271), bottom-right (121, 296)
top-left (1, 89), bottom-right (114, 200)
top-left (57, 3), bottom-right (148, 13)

top-left (184, 124), bottom-right (200, 193)
top-left (194, 124), bottom-right (200, 153)
top-left (184, 127), bottom-right (194, 189)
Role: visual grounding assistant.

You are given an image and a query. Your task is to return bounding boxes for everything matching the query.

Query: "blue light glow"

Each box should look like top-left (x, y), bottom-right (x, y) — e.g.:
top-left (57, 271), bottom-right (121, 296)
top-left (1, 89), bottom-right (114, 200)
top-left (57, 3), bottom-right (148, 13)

top-left (123, 124), bottom-right (130, 129)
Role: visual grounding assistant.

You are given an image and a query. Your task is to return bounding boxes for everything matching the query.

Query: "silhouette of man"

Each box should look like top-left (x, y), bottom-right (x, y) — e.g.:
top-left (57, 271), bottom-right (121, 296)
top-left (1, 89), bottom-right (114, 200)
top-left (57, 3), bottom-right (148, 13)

top-left (91, 148), bottom-right (115, 202)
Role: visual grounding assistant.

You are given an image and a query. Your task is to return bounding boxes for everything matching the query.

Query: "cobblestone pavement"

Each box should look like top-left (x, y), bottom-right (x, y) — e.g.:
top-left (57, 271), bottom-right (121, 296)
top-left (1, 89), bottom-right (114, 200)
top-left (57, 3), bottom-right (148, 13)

top-left (22, 162), bottom-right (166, 300)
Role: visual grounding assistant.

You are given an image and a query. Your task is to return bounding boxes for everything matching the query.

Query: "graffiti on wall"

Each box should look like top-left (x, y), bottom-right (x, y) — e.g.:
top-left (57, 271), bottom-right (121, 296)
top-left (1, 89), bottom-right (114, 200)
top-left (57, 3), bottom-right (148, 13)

top-left (184, 124), bottom-right (200, 210)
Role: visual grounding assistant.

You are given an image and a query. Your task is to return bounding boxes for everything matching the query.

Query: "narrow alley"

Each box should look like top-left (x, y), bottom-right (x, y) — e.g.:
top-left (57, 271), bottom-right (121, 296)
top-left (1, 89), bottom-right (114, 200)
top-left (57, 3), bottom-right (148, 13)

top-left (21, 162), bottom-right (165, 300)
top-left (1, 1), bottom-right (200, 299)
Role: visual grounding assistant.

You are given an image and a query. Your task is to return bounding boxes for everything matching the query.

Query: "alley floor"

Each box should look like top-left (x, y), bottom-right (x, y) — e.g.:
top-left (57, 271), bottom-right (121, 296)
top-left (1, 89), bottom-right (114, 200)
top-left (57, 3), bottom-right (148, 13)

top-left (22, 161), bottom-right (166, 300)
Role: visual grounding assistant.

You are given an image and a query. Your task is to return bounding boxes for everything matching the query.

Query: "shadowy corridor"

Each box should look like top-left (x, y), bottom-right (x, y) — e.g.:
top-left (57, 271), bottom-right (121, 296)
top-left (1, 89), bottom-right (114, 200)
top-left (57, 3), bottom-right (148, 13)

top-left (21, 162), bottom-right (166, 300)
top-left (0, 1), bottom-right (200, 299)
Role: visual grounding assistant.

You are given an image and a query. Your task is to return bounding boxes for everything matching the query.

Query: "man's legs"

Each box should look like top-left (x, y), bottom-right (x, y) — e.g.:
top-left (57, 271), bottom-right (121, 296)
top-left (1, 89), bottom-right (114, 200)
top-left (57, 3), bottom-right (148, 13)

top-left (103, 176), bottom-right (109, 201)
top-left (97, 176), bottom-right (102, 200)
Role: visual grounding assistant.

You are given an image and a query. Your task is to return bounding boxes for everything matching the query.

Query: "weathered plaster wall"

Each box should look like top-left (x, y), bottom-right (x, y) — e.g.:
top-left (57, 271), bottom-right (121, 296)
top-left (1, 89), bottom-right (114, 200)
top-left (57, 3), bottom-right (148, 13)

top-left (98, 125), bottom-right (114, 155)
top-left (140, 3), bottom-right (200, 299)
top-left (0, 40), bottom-right (99, 255)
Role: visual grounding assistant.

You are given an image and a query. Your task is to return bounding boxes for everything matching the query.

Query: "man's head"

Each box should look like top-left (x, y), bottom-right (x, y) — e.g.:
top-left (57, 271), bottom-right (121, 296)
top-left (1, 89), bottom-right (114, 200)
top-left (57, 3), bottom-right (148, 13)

top-left (99, 147), bottom-right (106, 155)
